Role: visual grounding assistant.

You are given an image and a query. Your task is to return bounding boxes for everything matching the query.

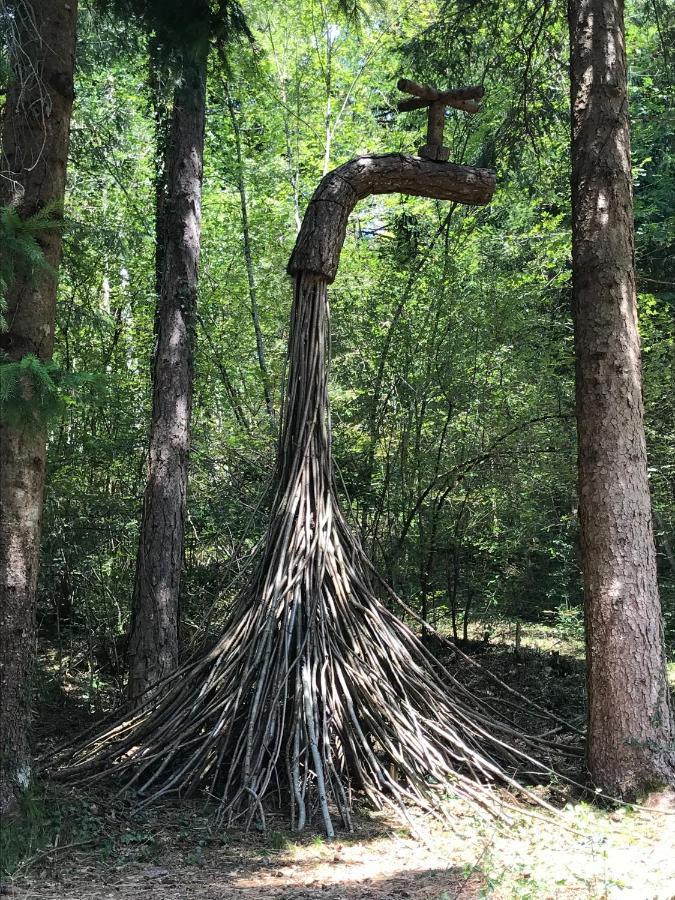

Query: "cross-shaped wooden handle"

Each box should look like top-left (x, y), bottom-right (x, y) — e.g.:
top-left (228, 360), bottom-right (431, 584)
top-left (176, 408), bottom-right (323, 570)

top-left (397, 79), bottom-right (485, 162)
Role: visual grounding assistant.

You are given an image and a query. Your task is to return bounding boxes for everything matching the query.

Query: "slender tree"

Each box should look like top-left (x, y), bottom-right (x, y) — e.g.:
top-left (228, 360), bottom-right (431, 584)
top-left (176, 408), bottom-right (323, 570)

top-left (117, 1), bottom-right (248, 704)
top-left (126, 37), bottom-right (209, 704)
top-left (0, 0), bottom-right (78, 811)
top-left (569, 0), bottom-right (675, 794)
top-left (225, 86), bottom-right (275, 428)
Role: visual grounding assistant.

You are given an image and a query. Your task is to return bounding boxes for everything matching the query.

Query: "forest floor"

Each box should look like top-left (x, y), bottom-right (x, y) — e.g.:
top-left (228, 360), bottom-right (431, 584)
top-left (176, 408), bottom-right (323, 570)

top-left (3, 621), bottom-right (675, 900)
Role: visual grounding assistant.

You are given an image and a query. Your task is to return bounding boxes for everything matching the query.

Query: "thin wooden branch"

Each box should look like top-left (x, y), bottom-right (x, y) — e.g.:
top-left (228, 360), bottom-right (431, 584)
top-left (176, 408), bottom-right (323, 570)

top-left (397, 79), bottom-right (486, 103)
top-left (397, 80), bottom-right (485, 114)
top-left (398, 96), bottom-right (481, 114)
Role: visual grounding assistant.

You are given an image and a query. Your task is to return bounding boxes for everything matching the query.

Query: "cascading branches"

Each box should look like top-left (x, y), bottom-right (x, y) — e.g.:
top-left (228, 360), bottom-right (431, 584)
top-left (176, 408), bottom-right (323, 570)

top-left (52, 154), bottom-right (573, 836)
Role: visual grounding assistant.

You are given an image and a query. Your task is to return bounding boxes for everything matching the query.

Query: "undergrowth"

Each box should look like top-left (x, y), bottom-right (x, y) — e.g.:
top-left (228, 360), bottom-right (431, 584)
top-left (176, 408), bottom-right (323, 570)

top-left (0, 785), bottom-right (108, 877)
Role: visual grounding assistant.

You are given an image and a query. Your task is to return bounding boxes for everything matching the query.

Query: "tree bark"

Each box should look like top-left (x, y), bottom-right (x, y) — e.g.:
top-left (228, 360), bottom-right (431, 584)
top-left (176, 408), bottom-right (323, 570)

top-left (569, 0), bottom-right (675, 795)
top-left (288, 154), bottom-right (494, 283)
top-left (127, 43), bottom-right (207, 705)
top-left (0, 0), bottom-right (78, 812)
top-left (148, 36), bottom-right (172, 303)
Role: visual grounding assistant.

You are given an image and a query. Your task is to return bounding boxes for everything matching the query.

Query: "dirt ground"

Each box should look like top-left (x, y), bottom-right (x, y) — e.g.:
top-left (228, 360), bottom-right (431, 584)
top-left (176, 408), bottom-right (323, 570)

top-left (4, 789), bottom-right (675, 900)
top-left (4, 621), bottom-right (675, 899)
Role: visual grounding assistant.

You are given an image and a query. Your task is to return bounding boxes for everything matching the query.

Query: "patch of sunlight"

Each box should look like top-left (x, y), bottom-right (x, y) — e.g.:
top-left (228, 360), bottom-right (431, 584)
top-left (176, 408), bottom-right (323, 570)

top-left (461, 615), bottom-right (586, 659)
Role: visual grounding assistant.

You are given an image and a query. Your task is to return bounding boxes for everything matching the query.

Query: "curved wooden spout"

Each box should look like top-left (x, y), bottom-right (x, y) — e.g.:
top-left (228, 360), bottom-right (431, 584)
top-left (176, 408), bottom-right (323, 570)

top-left (288, 153), bottom-right (495, 283)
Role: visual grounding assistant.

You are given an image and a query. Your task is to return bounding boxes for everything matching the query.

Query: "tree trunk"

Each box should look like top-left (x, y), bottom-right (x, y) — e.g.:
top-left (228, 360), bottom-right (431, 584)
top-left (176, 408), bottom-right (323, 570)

top-left (148, 36), bottom-right (172, 302)
top-left (569, 0), bottom-right (675, 795)
top-left (127, 44), bottom-right (207, 705)
top-left (0, 0), bottom-right (78, 812)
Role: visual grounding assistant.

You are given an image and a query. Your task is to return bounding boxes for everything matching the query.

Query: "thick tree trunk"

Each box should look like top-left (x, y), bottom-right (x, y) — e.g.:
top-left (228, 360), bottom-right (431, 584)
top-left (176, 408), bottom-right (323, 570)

top-left (127, 45), bottom-right (207, 705)
top-left (0, 0), bottom-right (78, 812)
top-left (569, 0), bottom-right (675, 795)
top-left (148, 36), bottom-right (171, 302)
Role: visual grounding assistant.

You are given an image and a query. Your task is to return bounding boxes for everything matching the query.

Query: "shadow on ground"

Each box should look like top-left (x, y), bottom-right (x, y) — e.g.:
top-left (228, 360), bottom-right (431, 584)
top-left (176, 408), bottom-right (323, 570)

top-left (4, 801), bottom-right (483, 899)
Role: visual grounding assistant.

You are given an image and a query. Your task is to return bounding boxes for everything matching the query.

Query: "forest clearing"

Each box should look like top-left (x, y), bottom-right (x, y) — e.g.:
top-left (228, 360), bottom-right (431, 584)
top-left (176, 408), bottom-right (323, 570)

top-left (1, 0), bottom-right (674, 896)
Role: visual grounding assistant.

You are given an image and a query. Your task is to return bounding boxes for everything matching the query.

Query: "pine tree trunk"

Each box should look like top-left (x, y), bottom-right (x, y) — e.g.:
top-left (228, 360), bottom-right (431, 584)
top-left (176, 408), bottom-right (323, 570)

top-left (127, 45), bottom-right (207, 705)
top-left (569, 0), bottom-right (675, 795)
top-left (0, 0), bottom-right (78, 812)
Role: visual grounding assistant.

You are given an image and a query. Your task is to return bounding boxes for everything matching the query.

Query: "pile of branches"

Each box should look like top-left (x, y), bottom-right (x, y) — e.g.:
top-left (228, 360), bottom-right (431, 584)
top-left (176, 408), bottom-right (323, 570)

top-left (53, 272), bottom-right (571, 837)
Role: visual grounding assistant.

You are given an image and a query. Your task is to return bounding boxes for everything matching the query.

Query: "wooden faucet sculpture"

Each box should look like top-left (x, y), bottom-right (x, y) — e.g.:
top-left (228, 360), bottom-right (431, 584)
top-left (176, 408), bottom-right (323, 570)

top-left (397, 79), bottom-right (485, 161)
top-left (57, 83), bottom-right (527, 842)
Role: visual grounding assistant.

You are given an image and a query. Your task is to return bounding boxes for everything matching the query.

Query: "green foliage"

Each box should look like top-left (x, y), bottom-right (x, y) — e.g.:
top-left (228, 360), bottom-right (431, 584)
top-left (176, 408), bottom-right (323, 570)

top-left (554, 604), bottom-right (585, 643)
top-left (0, 202), bottom-right (63, 323)
top-left (32, 0), bottom-right (674, 699)
top-left (0, 787), bottom-right (107, 876)
top-left (267, 829), bottom-right (288, 850)
top-left (0, 355), bottom-right (104, 429)
top-left (94, 0), bottom-right (250, 56)
top-left (0, 45), bottom-right (10, 96)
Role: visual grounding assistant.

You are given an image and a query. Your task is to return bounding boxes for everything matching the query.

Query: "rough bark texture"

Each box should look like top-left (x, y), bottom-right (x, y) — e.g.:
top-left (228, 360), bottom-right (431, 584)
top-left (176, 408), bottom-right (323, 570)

top-left (148, 36), bottom-right (172, 303)
top-left (127, 45), bottom-right (207, 705)
top-left (0, 0), bottom-right (78, 812)
top-left (288, 154), bottom-right (495, 283)
top-left (569, 0), bottom-right (675, 795)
